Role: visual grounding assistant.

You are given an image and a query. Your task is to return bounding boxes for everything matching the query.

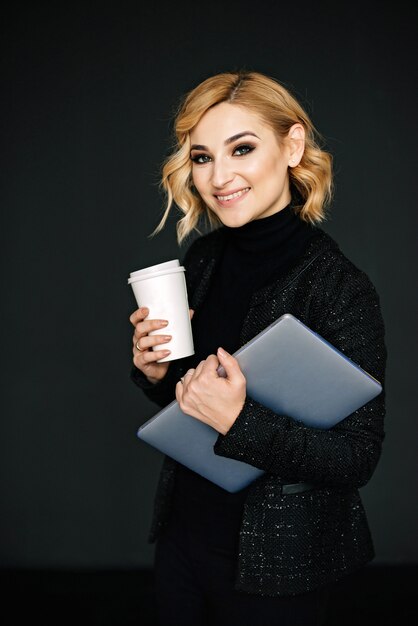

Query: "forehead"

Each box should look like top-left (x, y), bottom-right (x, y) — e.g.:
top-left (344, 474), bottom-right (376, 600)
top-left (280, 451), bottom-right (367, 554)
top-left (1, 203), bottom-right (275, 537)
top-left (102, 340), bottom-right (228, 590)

top-left (190, 102), bottom-right (270, 141)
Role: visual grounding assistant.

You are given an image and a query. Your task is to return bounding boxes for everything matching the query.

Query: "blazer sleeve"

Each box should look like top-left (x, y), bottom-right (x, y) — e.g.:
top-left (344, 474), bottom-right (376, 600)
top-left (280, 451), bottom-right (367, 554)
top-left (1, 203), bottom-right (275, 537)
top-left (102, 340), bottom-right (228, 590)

top-left (130, 364), bottom-right (179, 409)
top-left (213, 262), bottom-right (388, 489)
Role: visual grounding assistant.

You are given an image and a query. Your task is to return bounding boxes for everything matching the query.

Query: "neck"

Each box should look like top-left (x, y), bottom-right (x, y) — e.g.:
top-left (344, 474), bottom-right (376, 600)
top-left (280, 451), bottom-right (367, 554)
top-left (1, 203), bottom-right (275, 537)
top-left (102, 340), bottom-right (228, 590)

top-left (224, 202), bottom-right (306, 256)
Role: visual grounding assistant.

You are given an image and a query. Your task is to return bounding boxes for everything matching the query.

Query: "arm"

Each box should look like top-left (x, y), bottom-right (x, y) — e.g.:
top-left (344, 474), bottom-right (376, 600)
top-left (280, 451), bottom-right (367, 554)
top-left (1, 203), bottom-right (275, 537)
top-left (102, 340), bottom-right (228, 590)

top-left (213, 265), bottom-right (387, 489)
top-left (131, 362), bottom-right (179, 409)
top-left (130, 236), bottom-right (204, 408)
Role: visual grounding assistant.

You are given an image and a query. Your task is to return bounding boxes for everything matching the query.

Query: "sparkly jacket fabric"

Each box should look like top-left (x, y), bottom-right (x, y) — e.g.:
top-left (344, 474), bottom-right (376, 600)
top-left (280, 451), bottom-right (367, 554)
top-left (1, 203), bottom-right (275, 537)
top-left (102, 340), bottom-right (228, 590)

top-left (131, 226), bottom-right (387, 596)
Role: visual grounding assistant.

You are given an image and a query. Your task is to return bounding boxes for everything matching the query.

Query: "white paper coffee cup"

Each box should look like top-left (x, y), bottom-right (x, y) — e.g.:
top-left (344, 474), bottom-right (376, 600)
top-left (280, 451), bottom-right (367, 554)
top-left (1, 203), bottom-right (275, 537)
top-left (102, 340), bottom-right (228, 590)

top-left (128, 261), bottom-right (194, 362)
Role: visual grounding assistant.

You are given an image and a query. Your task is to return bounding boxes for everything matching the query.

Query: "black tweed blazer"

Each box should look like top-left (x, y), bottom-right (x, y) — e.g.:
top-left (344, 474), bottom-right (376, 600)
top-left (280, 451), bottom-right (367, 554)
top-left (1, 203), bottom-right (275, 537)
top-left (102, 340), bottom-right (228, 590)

top-left (131, 225), bottom-right (387, 596)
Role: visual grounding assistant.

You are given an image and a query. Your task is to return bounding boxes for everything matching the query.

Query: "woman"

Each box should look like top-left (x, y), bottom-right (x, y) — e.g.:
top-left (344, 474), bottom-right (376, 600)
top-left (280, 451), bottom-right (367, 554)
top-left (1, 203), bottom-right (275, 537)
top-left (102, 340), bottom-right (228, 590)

top-left (129, 70), bottom-right (387, 626)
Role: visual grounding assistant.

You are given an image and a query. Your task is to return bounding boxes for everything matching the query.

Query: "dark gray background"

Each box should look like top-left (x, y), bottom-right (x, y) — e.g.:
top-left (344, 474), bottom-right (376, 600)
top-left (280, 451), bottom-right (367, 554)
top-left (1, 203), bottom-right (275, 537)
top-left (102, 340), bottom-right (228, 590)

top-left (1, 1), bottom-right (416, 569)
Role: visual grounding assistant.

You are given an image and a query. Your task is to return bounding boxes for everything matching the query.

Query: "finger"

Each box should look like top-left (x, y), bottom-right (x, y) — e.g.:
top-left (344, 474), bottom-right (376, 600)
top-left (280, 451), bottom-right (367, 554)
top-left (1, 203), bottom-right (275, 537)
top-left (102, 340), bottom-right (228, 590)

top-left (129, 307), bottom-right (149, 326)
top-left (203, 354), bottom-right (221, 375)
top-left (134, 318), bottom-right (169, 339)
top-left (189, 309), bottom-right (195, 320)
top-left (175, 379), bottom-right (184, 404)
top-left (133, 348), bottom-right (171, 366)
top-left (194, 360), bottom-right (205, 376)
top-left (216, 347), bottom-right (245, 379)
top-left (133, 333), bottom-right (172, 350)
top-left (133, 338), bottom-right (146, 353)
top-left (181, 369), bottom-right (195, 386)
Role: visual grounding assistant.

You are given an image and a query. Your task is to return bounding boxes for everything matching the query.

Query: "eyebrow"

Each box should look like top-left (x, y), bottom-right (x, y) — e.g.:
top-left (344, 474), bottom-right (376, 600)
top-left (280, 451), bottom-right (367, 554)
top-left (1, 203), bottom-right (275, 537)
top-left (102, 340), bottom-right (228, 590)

top-left (190, 131), bottom-right (260, 151)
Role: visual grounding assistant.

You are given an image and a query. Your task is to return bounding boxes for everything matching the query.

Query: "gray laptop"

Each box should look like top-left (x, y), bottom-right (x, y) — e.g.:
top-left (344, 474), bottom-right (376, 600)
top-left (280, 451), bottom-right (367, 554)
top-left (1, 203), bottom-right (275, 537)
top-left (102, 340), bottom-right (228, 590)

top-left (137, 313), bottom-right (382, 492)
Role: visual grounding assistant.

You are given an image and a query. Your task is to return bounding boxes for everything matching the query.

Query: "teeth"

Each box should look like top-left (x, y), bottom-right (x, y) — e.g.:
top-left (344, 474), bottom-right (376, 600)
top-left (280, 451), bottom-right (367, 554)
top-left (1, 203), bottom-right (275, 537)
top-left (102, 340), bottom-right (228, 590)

top-left (216, 187), bottom-right (250, 201)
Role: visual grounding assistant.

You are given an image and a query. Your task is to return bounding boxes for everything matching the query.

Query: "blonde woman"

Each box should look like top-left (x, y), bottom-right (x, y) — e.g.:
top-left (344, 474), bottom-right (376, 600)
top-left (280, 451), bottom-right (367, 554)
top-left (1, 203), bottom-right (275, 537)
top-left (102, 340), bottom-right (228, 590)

top-left (129, 70), bottom-right (387, 626)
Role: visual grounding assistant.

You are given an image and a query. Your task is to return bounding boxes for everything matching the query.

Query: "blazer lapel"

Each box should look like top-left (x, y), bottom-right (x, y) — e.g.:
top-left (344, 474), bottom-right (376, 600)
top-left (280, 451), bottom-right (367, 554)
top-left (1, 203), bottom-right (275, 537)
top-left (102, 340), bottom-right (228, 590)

top-left (247, 231), bottom-right (334, 309)
top-left (187, 227), bottom-right (337, 344)
top-left (239, 230), bottom-right (337, 344)
top-left (187, 229), bottom-right (227, 311)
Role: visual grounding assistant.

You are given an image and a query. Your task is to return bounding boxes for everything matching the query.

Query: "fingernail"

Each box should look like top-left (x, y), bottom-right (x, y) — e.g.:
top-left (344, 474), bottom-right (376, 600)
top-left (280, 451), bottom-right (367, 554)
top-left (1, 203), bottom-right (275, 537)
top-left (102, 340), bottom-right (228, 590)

top-left (162, 350), bottom-right (171, 355)
top-left (161, 320), bottom-right (169, 326)
top-left (218, 347), bottom-right (227, 358)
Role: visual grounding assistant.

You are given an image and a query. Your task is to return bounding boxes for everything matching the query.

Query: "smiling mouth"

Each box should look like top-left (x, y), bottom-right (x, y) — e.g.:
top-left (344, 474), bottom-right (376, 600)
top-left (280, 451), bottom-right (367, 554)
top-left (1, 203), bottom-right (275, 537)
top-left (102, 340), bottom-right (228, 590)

top-left (215, 187), bottom-right (251, 202)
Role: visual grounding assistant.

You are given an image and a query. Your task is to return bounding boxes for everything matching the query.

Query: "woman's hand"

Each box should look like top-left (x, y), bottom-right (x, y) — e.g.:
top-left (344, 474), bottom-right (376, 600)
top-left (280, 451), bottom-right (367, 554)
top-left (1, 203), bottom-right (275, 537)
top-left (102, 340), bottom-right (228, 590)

top-left (175, 347), bottom-right (246, 435)
top-left (130, 307), bottom-right (194, 384)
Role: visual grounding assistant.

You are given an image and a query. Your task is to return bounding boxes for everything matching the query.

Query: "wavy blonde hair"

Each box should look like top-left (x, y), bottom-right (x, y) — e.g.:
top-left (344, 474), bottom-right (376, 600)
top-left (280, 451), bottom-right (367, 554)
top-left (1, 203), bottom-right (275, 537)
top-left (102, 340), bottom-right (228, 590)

top-left (151, 70), bottom-right (333, 245)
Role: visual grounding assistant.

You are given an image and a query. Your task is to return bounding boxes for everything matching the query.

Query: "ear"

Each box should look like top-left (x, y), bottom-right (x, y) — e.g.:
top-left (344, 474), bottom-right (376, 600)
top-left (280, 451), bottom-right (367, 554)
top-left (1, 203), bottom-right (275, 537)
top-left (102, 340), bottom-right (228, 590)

top-left (287, 123), bottom-right (305, 168)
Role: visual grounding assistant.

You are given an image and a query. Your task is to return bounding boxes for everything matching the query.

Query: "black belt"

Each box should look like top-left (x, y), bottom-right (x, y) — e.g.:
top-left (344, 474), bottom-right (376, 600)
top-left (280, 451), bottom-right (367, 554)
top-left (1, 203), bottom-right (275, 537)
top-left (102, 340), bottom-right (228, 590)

top-left (281, 482), bottom-right (315, 495)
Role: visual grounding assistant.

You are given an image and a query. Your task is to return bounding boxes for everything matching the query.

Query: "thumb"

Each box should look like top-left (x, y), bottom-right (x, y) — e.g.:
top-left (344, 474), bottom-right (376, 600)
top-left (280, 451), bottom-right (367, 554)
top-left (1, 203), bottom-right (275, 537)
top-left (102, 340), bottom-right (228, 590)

top-left (217, 347), bottom-right (243, 380)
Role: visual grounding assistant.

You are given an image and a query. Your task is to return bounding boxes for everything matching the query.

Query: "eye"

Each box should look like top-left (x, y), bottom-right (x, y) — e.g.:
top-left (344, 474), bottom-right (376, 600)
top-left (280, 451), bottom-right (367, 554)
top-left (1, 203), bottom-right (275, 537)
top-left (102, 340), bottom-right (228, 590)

top-left (190, 153), bottom-right (211, 164)
top-left (190, 143), bottom-right (256, 164)
top-left (233, 144), bottom-right (255, 156)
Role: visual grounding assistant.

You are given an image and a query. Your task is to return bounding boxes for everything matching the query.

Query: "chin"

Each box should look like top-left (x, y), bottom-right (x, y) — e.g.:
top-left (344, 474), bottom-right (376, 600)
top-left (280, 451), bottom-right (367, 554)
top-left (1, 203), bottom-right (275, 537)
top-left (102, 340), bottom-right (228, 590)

top-left (215, 209), bottom-right (251, 228)
top-left (220, 216), bottom-right (248, 228)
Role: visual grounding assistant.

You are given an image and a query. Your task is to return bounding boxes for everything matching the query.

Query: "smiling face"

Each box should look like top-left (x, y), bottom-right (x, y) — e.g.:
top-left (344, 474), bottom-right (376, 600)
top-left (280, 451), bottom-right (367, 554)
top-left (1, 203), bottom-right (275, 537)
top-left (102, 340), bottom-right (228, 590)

top-left (189, 102), bottom-right (303, 228)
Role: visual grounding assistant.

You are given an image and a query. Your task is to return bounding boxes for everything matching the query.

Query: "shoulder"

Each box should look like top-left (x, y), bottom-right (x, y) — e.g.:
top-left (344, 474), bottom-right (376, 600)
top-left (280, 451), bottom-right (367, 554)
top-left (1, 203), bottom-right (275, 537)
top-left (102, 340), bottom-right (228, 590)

top-left (290, 229), bottom-right (385, 342)
top-left (181, 227), bottom-right (226, 268)
top-left (306, 230), bottom-right (386, 341)
top-left (308, 228), bottom-right (380, 296)
top-left (179, 227), bottom-right (227, 303)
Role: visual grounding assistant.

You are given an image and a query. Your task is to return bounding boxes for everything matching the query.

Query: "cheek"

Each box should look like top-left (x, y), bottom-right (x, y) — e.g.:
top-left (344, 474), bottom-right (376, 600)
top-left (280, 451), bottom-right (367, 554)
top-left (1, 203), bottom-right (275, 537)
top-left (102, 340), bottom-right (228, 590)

top-left (263, 157), bottom-right (288, 187)
top-left (245, 154), bottom-right (279, 183)
top-left (192, 167), bottom-right (209, 192)
top-left (241, 162), bottom-right (261, 181)
top-left (253, 160), bottom-right (289, 202)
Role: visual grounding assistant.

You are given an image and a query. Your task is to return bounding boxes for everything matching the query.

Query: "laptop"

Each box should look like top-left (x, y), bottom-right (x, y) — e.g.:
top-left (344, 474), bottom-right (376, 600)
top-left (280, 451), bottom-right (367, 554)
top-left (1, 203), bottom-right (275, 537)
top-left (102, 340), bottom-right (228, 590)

top-left (137, 313), bottom-right (382, 492)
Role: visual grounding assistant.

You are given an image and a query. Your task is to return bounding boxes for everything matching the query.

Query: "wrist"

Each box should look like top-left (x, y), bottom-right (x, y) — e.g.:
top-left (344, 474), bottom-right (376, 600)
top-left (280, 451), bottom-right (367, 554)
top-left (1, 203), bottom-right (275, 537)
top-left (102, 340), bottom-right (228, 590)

top-left (221, 398), bottom-right (245, 435)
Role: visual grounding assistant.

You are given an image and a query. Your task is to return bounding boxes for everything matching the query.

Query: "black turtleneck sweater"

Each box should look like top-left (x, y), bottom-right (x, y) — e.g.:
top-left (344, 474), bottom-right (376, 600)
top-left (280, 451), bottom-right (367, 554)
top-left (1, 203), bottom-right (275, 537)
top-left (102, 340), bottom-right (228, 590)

top-left (170, 201), bottom-right (321, 552)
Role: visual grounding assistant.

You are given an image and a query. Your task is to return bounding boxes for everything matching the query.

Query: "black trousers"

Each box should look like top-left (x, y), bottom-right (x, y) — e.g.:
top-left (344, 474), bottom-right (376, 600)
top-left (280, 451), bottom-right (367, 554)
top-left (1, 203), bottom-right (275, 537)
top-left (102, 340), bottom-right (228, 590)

top-left (153, 511), bottom-right (330, 626)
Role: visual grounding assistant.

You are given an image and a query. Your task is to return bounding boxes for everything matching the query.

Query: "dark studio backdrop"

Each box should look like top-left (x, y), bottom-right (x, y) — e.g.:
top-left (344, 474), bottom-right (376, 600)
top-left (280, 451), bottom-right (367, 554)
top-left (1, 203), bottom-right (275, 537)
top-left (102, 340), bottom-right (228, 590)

top-left (1, 0), bottom-right (417, 603)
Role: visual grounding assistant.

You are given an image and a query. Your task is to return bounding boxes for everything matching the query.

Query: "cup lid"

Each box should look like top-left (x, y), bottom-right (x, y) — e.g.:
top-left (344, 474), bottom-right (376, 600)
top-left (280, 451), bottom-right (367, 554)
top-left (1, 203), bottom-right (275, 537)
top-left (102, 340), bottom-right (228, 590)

top-left (129, 259), bottom-right (180, 279)
top-left (128, 265), bottom-right (185, 284)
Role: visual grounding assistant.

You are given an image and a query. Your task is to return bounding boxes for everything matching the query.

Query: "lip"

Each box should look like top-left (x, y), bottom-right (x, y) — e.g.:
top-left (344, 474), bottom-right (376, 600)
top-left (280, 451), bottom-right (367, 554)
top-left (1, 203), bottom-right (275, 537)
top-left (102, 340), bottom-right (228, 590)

top-left (213, 187), bottom-right (250, 197)
top-left (213, 187), bottom-right (251, 207)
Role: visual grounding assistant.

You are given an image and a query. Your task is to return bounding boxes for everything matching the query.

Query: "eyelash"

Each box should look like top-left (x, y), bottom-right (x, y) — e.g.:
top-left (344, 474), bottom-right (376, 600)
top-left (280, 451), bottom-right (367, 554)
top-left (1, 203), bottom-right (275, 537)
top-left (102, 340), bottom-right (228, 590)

top-left (190, 144), bottom-right (256, 164)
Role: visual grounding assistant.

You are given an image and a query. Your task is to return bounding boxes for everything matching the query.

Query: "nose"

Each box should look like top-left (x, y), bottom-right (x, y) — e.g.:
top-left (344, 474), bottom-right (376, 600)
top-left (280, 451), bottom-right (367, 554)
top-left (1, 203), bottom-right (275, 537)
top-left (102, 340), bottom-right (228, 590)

top-left (211, 157), bottom-right (234, 190)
